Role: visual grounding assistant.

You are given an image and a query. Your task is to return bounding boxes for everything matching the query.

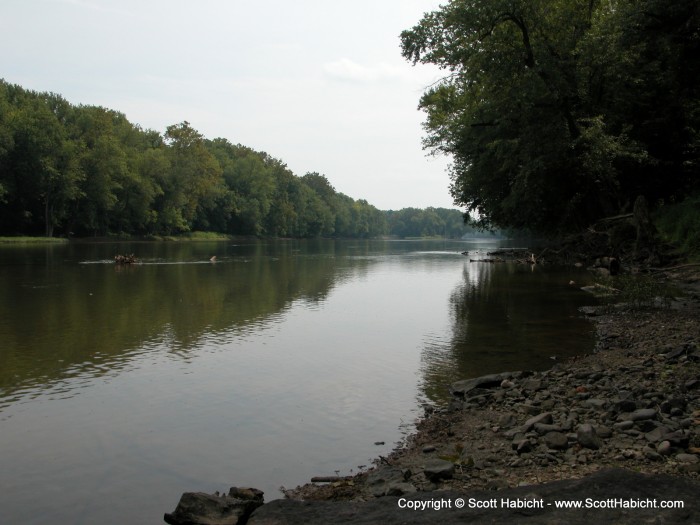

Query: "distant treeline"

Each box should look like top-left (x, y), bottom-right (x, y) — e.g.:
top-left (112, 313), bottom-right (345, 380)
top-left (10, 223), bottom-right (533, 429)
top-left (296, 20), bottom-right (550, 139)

top-left (0, 80), bottom-right (407, 239)
top-left (385, 207), bottom-right (502, 239)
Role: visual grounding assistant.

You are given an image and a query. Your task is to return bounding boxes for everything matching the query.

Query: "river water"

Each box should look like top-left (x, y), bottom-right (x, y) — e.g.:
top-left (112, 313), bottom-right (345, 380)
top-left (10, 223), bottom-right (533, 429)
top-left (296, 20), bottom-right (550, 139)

top-left (0, 239), bottom-right (595, 524)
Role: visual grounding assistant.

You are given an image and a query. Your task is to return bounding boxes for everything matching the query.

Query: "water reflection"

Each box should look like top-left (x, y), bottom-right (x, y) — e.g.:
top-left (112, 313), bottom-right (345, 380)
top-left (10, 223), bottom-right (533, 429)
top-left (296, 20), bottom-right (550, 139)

top-left (419, 261), bottom-right (595, 404)
top-left (0, 241), bottom-right (367, 406)
top-left (0, 240), bottom-right (598, 525)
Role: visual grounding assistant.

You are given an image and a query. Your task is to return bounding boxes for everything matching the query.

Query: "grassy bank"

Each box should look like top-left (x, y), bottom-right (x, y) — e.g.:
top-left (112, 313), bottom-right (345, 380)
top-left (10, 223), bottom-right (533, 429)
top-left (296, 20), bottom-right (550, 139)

top-left (0, 236), bottom-right (69, 244)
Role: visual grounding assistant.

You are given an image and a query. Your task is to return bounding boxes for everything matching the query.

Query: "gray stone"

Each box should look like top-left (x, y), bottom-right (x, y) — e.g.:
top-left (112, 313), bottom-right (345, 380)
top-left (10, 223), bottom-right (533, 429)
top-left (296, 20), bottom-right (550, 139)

top-left (644, 425), bottom-right (671, 443)
top-left (662, 430), bottom-right (690, 448)
top-left (534, 423), bottom-right (562, 435)
top-left (676, 454), bottom-right (699, 464)
top-left (513, 439), bottom-right (533, 454)
top-left (523, 412), bottom-right (553, 431)
top-left (422, 445), bottom-right (436, 453)
top-left (521, 379), bottom-right (544, 392)
top-left (450, 373), bottom-right (513, 396)
top-left (657, 441), bottom-right (673, 456)
top-left (584, 398), bottom-right (608, 410)
top-left (423, 459), bottom-right (455, 482)
top-left (497, 413), bottom-right (517, 429)
top-left (624, 408), bottom-right (657, 421)
top-left (367, 468), bottom-right (411, 497)
top-left (544, 431), bottom-right (569, 450)
top-left (613, 420), bottom-right (634, 430)
top-left (644, 450), bottom-right (663, 462)
top-left (165, 487), bottom-right (264, 525)
top-left (595, 425), bottom-right (613, 439)
top-left (577, 424), bottom-right (603, 450)
top-left (384, 482), bottom-right (417, 496)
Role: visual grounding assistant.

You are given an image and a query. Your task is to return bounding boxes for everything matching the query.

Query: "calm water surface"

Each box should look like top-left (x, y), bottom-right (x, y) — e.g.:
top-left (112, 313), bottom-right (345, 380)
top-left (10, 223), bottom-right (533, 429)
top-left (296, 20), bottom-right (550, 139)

top-left (0, 239), bottom-right (595, 524)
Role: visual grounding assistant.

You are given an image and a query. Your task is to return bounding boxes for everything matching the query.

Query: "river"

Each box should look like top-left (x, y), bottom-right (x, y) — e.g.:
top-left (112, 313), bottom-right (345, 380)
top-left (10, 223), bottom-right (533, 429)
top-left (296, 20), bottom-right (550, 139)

top-left (0, 239), bottom-right (595, 524)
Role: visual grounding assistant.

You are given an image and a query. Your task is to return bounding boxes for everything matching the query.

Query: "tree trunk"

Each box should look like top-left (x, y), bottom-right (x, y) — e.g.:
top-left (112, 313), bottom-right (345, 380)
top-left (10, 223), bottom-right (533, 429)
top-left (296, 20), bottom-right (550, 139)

top-left (44, 196), bottom-right (54, 237)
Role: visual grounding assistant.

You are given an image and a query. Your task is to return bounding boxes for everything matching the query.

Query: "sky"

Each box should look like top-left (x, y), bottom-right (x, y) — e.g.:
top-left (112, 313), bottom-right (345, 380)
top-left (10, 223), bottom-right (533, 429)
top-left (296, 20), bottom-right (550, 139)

top-left (0, 0), bottom-right (457, 211)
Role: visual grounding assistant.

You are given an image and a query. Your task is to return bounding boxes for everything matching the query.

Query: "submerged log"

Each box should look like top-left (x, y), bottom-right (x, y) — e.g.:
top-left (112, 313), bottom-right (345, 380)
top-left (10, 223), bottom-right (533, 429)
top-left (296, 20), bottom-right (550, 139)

top-left (114, 254), bottom-right (138, 265)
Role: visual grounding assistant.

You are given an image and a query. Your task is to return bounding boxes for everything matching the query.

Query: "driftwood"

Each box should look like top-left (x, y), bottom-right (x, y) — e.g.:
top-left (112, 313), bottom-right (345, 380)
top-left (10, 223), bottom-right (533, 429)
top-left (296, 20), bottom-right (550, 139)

top-left (310, 476), bottom-right (352, 483)
top-left (114, 254), bottom-right (138, 264)
top-left (486, 248), bottom-right (529, 256)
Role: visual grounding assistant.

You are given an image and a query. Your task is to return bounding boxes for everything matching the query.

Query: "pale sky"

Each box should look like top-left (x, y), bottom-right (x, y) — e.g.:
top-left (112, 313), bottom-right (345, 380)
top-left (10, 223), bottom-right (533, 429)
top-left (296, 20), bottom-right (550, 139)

top-left (1, 0), bottom-right (457, 211)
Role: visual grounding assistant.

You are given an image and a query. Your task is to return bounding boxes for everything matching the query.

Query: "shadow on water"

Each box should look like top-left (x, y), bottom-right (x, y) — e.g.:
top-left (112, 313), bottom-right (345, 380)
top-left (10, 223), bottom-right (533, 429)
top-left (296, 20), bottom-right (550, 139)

top-left (419, 261), bottom-right (596, 404)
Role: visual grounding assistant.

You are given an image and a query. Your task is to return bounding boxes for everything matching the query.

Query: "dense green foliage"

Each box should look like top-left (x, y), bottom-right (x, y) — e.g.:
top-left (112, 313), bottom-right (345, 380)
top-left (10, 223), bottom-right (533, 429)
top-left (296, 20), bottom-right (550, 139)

top-left (385, 206), bottom-right (501, 238)
top-left (655, 193), bottom-right (700, 258)
top-left (0, 80), bottom-right (387, 238)
top-left (401, 0), bottom-right (699, 234)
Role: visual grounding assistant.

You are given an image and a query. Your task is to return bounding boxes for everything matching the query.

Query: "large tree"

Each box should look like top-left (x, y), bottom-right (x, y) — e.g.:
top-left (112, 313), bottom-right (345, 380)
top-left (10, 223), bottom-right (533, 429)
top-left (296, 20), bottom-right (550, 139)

top-left (401, 0), bottom-right (699, 234)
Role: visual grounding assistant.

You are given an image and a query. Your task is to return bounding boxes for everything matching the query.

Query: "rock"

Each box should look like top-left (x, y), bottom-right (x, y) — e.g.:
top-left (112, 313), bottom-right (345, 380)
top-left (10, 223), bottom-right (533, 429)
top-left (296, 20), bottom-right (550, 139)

top-left (521, 379), bottom-right (543, 392)
top-left (676, 454), bottom-right (699, 464)
top-left (657, 441), bottom-right (673, 456)
top-left (497, 413), bottom-right (517, 429)
top-left (595, 425), bottom-right (613, 439)
top-left (422, 445), bottom-right (436, 454)
top-left (164, 487), bottom-right (264, 525)
top-left (423, 459), bottom-right (455, 482)
top-left (577, 424), bottom-right (603, 450)
top-left (660, 398), bottom-right (687, 414)
top-left (523, 412), bottom-right (553, 431)
top-left (613, 420), bottom-right (634, 430)
top-left (384, 482), bottom-right (417, 496)
top-left (644, 450), bottom-right (663, 462)
top-left (450, 373), bottom-right (514, 396)
top-left (662, 430), bottom-right (690, 448)
top-left (644, 426), bottom-right (670, 443)
top-left (584, 398), bottom-right (608, 410)
top-left (513, 439), bottom-right (533, 454)
top-left (544, 431), bottom-right (569, 450)
top-left (367, 467), bottom-right (411, 497)
top-left (623, 408), bottom-right (657, 422)
top-left (580, 306), bottom-right (599, 317)
top-left (533, 423), bottom-right (562, 435)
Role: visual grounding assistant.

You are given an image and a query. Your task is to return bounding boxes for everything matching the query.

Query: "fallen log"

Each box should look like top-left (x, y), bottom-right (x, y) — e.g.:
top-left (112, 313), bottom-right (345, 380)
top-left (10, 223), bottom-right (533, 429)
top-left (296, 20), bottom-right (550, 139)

top-left (310, 476), bottom-right (352, 483)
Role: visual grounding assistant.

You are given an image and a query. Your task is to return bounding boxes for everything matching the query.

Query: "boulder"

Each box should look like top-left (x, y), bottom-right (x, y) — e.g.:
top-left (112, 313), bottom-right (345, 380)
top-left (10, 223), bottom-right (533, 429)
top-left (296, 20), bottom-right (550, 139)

top-left (164, 487), bottom-right (264, 525)
top-left (423, 459), bottom-right (455, 482)
top-left (577, 424), bottom-right (602, 450)
top-left (450, 373), bottom-right (514, 396)
top-left (544, 431), bottom-right (569, 450)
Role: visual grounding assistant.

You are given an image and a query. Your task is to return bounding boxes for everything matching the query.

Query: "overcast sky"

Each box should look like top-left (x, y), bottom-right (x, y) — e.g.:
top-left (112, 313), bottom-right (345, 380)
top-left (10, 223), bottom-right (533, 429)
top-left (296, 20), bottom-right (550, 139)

top-left (1, 0), bottom-right (457, 211)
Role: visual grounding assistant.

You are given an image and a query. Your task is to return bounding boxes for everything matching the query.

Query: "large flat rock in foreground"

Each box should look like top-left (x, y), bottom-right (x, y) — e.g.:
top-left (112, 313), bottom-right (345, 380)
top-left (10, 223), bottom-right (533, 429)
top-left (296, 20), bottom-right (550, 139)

top-left (248, 469), bottom-right (698, 524)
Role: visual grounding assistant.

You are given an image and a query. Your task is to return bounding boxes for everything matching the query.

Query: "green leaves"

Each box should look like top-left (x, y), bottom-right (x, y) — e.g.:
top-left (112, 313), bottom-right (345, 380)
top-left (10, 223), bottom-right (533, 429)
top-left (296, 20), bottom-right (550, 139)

top-left (402, 0), bottom-right (700, 234)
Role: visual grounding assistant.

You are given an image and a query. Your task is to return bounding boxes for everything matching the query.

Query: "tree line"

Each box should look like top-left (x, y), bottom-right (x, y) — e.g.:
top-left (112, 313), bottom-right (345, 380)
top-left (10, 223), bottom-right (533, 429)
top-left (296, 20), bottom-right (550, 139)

top-left (401, 0), bottom-right (699, 234)
top-left (0, 80), bottom-right (393, 238)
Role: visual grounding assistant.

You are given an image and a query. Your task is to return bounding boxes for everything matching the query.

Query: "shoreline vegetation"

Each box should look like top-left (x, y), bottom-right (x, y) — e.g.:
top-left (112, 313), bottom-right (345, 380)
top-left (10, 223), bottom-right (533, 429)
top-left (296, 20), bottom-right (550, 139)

top-left (0, 80), bottom-right (500, 242)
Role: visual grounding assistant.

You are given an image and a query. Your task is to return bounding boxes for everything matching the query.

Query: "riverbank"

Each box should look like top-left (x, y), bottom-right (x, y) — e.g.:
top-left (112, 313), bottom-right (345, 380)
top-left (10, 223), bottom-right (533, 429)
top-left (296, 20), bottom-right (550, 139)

top-left (283, 265), bottom-right (700, 500)
top-left (0, 236), bottom-right (69, 243)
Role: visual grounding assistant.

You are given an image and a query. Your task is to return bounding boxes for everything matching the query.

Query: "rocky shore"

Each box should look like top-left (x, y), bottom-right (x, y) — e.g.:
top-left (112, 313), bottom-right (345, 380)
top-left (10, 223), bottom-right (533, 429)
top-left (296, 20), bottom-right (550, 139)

top-left (165, 266), bottom-right (700, 524)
